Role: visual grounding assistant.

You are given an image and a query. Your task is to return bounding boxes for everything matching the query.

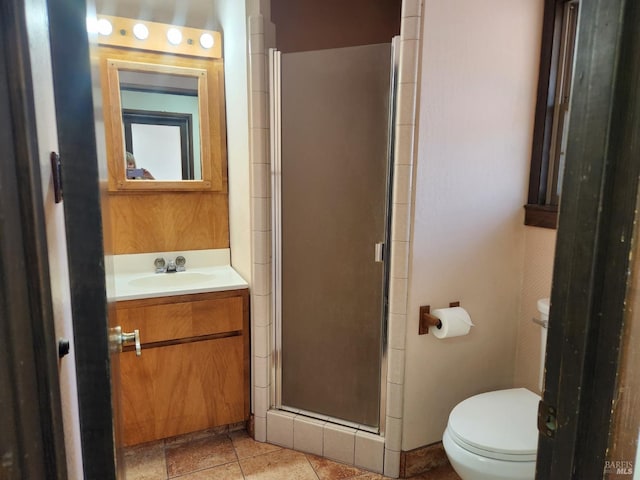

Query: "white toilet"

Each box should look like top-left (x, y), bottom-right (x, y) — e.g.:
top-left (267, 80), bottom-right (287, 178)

top-left (442, 298), bottom-right (549, 480)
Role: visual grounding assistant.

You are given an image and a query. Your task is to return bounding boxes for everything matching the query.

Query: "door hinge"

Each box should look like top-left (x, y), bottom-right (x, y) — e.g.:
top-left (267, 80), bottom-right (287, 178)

top-left (538, 399), bottom-right (557, 438)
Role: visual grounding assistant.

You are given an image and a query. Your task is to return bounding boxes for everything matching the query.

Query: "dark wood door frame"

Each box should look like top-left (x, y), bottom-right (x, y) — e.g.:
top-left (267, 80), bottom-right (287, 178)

top-left (47, 0), bottom-right (120, 478)
top-left (0, 1), bottom-right (67, 478)
top-left (537, 0), bottom-right (640, 478)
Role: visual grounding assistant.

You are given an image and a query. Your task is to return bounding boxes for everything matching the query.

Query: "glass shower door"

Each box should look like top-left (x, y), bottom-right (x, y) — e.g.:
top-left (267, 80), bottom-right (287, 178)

top-left (276, 43), bottom-right (393, 428)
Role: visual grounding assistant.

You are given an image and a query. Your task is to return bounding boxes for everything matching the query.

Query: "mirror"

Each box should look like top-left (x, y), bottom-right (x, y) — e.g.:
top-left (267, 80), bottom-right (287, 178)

top-left (119, 70), bottom-right (200, 181)
top-left (97, 19), bottom-right (225, 192)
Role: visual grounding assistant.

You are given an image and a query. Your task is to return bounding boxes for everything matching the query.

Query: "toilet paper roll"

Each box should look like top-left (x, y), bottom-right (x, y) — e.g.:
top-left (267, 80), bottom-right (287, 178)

top-left (431, 306), bottom-right (474, 339)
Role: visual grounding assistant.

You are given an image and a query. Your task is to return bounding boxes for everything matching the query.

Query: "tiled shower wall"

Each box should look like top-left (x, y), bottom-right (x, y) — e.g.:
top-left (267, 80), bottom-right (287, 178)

top-left (247, 1), bottom-right (423, 477)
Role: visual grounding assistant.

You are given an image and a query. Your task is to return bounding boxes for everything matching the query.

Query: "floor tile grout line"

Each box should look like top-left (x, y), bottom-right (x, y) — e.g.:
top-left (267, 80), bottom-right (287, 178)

top-left (166, 459), bottom-right (242, 479)
top-left (302, 453), bottom-right (321, 480)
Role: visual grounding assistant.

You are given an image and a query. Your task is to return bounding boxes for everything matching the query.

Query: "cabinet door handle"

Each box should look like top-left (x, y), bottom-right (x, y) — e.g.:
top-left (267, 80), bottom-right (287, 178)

top-left (109, 326), bottom-right (142, 356)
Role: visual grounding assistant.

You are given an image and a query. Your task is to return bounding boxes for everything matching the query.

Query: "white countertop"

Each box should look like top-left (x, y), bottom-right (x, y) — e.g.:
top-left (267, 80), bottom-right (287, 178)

top-left (110, 249), bottom-right (249, 301)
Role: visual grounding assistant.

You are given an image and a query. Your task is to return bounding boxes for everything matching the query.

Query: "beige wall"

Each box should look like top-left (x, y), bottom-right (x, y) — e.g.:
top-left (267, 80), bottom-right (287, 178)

top-left (514, 226), bottom-right (557, 392)
top-left (402, 0), bottom-right (544, 449)
top-left (26, 0), bottom-right (83, 477)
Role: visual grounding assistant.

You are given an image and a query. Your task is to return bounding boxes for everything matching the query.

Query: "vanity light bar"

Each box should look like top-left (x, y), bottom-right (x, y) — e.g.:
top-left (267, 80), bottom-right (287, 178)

top-left (95, 15), bottom-right (222, 60)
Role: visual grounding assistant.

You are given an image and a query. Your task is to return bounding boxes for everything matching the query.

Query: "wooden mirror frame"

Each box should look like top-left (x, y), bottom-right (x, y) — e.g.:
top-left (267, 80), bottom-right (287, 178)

top-left (98, 46), bottom-right (227, 192)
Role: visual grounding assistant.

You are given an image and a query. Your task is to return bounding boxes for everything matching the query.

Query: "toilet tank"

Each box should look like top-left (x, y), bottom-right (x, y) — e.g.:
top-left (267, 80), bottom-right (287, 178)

top-left (537, 298), bottom-right (550, 392)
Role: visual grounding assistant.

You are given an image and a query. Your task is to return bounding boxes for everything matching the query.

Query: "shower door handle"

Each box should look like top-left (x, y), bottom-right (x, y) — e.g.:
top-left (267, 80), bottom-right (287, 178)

top-left (375, 242), bottom-right (384, 263)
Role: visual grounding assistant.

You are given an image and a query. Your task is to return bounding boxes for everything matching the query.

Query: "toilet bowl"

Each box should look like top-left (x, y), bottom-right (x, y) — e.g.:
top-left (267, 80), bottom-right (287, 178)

top-left (443, 388), bottom-right (539, 479)
top-left (443, 298), bottom-right (549, 480)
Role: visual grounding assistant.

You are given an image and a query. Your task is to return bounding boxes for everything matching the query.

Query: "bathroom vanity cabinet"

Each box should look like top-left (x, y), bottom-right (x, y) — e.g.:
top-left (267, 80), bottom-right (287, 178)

top-left (115, 288), bottom-right (249, 446)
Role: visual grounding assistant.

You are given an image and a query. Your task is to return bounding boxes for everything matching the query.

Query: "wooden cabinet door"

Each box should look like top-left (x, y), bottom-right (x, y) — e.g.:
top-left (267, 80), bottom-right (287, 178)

top-left (120, 336), bottom-right (244, 446)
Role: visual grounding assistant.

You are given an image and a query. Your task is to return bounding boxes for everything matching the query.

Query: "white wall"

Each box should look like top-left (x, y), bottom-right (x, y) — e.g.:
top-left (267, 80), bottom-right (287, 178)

top-left (25, 0), bottom-right (83, 477)
top-left (213, 1), bottom-right (252, 283)
top-left (402, 0), bottom-right (544, 449)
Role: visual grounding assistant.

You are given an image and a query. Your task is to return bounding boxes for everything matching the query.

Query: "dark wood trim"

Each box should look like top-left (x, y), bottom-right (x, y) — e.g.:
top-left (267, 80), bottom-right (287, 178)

top-left (528, 0), bottom-right (562, 205)
top-left (524, 204), bottom-right (558, 229)
top-left (47, 0), bottom-right (120, 478)
top-left (536, 0), bottom-right (639, 477)
top-left (525, 0), bottom-right (567, 229)
top-left (0, 1), bottom-right (67, 478)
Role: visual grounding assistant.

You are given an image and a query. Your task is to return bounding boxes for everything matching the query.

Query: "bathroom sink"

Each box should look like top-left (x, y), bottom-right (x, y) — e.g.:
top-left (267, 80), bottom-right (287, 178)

top-left (128, 272), bottom-right (215, 289)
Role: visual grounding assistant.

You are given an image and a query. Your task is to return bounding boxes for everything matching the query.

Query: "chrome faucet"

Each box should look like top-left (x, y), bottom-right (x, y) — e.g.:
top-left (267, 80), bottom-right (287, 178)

top-left (154, 256), bottom-right (186, 273)
top-left (166, 259), bottom-right (177, 273)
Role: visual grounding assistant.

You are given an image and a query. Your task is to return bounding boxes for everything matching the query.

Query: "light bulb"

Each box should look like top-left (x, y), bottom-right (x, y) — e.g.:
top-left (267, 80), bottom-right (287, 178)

top-left (96, 18), bottom-right (113, 36)
top-left (199, 33), bottom-right (214, 49)
top-left (86, 17), bottom-right (99, 34)
top-left (133, 23), bottom-right (149, 40)
top-left (167, 28), bottom-right (182, 45)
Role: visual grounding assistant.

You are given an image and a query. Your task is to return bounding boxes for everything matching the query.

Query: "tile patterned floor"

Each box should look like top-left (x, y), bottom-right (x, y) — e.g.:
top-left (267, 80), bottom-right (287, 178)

top-left (124, 429), bottom-right (461, 480)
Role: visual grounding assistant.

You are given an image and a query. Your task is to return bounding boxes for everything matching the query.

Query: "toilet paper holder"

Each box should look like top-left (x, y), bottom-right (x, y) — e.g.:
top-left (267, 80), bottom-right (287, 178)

top-left (419, 301), bottom-right (460, 335)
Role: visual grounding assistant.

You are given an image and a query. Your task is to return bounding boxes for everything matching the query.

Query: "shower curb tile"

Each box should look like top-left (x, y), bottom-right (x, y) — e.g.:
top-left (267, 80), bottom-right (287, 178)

top-left (293, 416), bottom-right (325, 457)
top-left (384, 448), bottom-right (401, 478)
top-left (323, 423), bottom-right (356, 466)
top-left (254, 416), bottom-right (267, 443)
top-left (266, 410), bottom-right (295, 448)
top-left (355, 431), bottom-right (385, 474)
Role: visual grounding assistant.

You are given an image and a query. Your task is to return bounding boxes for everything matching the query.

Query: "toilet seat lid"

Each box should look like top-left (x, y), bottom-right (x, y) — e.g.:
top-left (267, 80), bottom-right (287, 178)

top-left (448, 388), bottom-right (540, 461)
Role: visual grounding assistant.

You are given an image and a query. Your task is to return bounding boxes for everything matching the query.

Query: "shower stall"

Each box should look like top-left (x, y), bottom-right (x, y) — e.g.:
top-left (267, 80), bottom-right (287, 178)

top-left (271, 41), bottom-right (398, 430)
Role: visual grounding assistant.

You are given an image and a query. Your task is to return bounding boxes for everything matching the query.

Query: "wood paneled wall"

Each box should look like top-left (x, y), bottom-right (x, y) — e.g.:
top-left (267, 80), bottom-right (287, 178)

top-left (109, 192), bottom-right (229, 253)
